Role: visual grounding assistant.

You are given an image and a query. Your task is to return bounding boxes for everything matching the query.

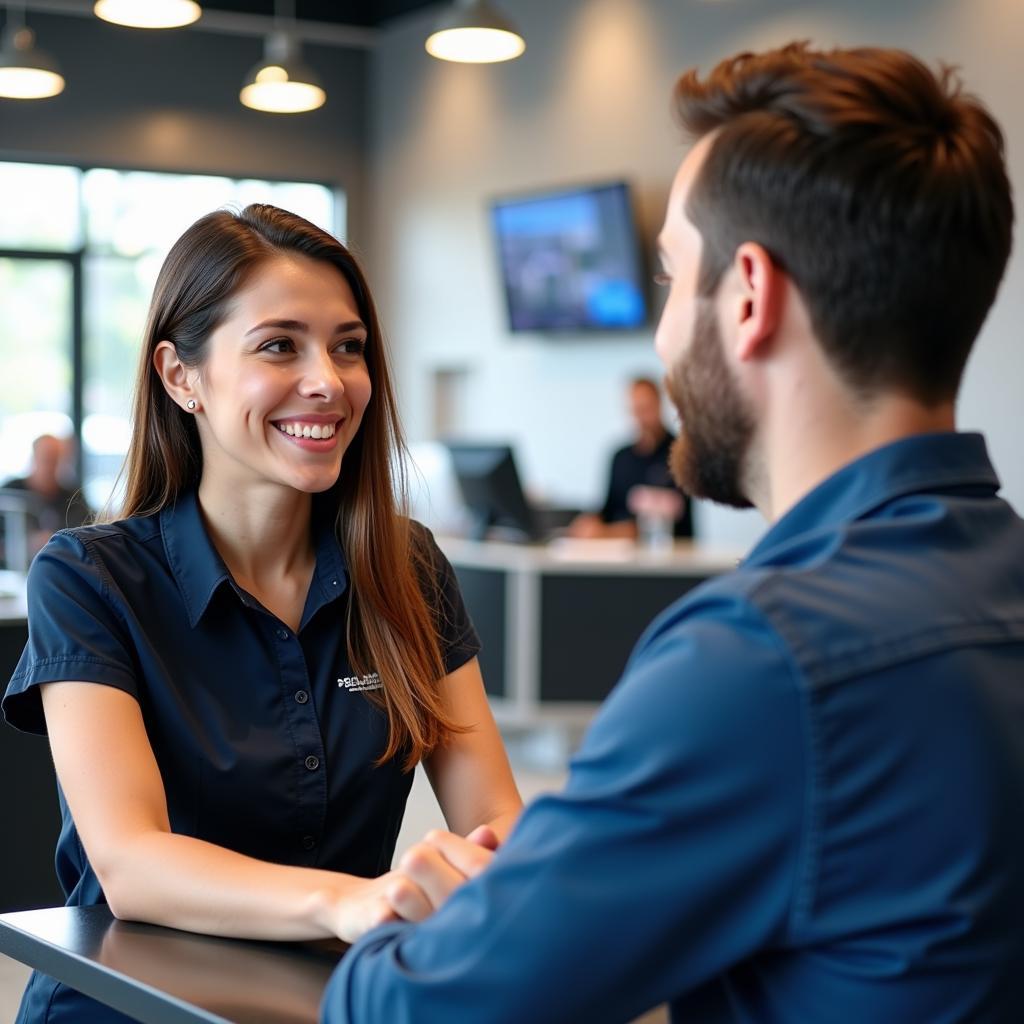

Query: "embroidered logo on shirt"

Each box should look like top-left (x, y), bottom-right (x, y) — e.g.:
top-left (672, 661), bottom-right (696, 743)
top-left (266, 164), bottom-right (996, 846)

top-left (337, 672), bottom-right (383, 692)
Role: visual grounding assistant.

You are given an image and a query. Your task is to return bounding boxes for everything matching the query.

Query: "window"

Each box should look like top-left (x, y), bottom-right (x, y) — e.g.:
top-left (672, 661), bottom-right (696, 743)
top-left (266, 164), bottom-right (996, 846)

top-left (0, 162), bottom-right (340, 512)
top-left (0, 255), bottom-right (76, 477)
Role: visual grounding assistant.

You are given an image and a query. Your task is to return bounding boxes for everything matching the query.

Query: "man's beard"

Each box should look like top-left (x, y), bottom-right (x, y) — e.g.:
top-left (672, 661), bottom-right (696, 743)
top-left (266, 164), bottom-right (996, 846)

top-left (664, 299), bottom-right (755, 509)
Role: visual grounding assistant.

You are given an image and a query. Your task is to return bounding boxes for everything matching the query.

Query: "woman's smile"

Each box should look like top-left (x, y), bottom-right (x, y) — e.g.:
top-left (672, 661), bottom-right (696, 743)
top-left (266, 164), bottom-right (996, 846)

top-left (273, 415), bottom-right (344, 449)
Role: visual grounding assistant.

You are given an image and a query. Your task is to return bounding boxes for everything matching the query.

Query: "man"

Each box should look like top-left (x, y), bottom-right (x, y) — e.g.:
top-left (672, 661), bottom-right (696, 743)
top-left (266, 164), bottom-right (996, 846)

top-left (570, 377), bottom-right (693, 539)
top-left (1, 434), bottom-right (89, 568)
top-left (323, 44), bottom-right (1024, 1022)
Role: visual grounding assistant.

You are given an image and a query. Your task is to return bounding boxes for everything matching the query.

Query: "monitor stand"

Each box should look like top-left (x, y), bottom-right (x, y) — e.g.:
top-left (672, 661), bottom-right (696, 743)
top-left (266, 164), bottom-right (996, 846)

top-left (466, 508), bottom-right (492, 542)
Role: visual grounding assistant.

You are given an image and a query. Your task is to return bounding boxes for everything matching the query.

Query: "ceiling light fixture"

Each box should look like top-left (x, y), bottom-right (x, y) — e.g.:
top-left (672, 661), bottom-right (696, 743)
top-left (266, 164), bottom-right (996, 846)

top-left (93, 0), bottom-right (202, 30)
top-left (425, 0), bottom-right (525, 64)
top-left (0, 2), bottom-right (64, 99)
top-left (240, 0), bottom-right (324, 114)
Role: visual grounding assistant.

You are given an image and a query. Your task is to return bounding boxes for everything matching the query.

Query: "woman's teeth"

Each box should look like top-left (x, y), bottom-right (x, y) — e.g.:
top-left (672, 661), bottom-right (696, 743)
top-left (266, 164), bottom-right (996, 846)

top-left (277, 422), bottom-right (337, 439)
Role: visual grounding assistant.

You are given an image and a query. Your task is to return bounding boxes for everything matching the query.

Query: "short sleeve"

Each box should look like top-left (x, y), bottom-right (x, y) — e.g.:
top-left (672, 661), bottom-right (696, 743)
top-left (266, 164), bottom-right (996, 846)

top-left (411, 522), bottom-right (481, 676)
top-left (3, 530), bottom-right (139, 736)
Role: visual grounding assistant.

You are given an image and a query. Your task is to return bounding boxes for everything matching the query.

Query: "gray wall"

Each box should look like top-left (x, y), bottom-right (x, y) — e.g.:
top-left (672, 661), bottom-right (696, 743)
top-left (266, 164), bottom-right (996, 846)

top-left (368, 0), bottom-right (1024, 548)
top-left (0, 13), bottom-right (370, 241)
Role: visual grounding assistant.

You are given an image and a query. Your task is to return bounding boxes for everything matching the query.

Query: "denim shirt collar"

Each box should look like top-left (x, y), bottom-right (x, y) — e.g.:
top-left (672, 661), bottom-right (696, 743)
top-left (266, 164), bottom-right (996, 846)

top-left (160, 488), bottom-right (349, 628)
top-left (744, 432), bottom-right (1000, 569)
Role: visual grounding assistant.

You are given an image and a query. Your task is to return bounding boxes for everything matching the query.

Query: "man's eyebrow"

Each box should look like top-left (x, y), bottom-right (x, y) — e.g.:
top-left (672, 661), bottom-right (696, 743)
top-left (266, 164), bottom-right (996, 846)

top-left (244, 318), bottom-right (366, 336)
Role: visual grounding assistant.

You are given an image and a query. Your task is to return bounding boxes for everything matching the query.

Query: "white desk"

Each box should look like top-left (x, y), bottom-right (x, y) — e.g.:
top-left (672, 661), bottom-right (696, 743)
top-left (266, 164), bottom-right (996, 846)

top-left (0, 569), bottom-right (27, 621)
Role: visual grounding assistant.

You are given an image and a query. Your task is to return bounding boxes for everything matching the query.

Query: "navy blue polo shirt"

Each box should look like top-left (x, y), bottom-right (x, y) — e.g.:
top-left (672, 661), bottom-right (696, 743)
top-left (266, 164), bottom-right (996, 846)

top-left (3, 489), bottom-right (479, 1024)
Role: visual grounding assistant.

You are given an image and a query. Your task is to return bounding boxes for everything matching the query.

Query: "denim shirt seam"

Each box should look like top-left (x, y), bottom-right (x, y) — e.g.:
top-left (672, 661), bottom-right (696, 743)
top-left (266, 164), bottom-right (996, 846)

top-left (796, 617), bottom-right (1024, 689)
top-left (745, 588), bottom-right (823, 940)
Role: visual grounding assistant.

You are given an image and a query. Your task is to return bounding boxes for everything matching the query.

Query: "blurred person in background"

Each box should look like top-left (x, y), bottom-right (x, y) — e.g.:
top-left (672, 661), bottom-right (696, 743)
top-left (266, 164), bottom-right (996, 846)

top-left (568, 376), bottom-right (693, 539)
top-left (0, 433), bottom-right (90, 565)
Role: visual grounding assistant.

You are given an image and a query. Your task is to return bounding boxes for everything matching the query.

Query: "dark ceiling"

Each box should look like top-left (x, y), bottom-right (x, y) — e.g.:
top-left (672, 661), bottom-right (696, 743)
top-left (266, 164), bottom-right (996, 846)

top-left (204, 2), bottom-right (442, 28)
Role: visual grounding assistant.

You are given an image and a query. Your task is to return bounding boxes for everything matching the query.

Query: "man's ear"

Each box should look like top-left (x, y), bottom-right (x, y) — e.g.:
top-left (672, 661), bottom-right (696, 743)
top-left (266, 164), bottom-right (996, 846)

top-left (729, 242), bottom-right (784, 362)
top-left (153, 341), bottom-right (200, 412)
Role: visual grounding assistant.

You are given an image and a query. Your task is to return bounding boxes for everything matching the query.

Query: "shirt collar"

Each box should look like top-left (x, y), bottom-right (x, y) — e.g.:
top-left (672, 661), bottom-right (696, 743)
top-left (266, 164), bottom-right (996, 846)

top-left (161, 489), bottom-right (349, 629)
top-left (744, 431), bottom-right (1000, 568)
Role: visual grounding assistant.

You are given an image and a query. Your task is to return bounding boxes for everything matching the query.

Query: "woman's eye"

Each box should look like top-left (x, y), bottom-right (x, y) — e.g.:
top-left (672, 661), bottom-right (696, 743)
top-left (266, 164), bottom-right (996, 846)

top-left (336, 339), bottom-right (367, 356)
top-left (260, 338), bottom-right (294, 354)
top-left (653, 272), bottom-right (672, 288)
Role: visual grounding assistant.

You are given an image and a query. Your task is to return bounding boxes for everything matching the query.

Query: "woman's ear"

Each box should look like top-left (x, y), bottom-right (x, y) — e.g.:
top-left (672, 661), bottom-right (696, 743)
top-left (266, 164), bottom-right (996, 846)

top-left (153, 341), bottom-right (200, 413)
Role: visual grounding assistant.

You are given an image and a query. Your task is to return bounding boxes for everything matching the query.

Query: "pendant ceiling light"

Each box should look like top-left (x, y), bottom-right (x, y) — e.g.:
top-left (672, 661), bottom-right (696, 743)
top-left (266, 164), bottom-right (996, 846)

top-left (0, 3), bottom-right (64, 99)
top-left (425, 0), bottom-right (525, 64)
top-left (240, 0), bottom-right (324, 114)
top-left (93, 0), bottom-right (201, 29)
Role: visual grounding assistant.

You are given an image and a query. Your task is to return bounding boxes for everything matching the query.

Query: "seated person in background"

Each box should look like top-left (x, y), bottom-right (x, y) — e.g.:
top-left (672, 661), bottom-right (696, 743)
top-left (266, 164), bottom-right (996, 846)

top-left (569, 377), bottom-right (693, 539)
top-left (2, 204), bottom-right (522, 1024)
top-left (2, 433), bottom-right (90, 559)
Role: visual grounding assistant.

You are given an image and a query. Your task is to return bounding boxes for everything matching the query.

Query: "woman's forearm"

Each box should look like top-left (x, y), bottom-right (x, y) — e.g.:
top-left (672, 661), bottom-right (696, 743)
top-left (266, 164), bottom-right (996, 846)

top-left (101, 831), bottom-right (383, 942)
top-left (483, 806), bottom-right (522, 842)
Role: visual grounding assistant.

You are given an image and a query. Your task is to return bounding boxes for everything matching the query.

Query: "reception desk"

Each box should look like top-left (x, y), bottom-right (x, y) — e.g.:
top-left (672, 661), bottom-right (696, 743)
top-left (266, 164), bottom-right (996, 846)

top-left (0, 905), bottom-right (345, 1023)
top-left (438, 537), bottom-right (738, 727)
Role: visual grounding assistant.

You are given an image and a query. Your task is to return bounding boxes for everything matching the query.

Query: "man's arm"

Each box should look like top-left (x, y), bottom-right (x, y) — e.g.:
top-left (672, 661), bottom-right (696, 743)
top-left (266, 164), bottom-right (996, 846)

top-left (322, 602), bottom-right (808, 1024)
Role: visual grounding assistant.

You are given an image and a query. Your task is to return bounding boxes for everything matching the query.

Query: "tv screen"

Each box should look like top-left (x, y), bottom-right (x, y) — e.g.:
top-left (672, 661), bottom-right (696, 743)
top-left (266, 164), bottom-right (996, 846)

top-left (491, 181), bottom-right (648, 332)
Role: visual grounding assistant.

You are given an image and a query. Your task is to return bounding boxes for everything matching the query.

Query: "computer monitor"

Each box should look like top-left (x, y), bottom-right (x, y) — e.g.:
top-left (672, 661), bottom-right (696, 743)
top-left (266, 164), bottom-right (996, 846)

top-left (444, 443), bottom-right (539, 542)
top-left (0, 488), bottom-right (35, 573)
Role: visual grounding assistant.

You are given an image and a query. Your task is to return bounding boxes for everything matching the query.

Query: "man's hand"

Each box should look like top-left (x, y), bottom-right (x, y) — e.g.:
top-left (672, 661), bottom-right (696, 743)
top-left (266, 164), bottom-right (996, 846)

top-left (389, 825), bottom-right (500, 920)
top-left (321, 871), bottom-right (436, 943)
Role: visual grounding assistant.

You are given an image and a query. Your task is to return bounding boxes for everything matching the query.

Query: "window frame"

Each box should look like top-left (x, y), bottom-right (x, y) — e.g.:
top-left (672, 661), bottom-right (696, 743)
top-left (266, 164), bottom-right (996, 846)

top-left (0, 246), bottom-right (84, 479)
top-left (0, 158), bottom-right (341, 494)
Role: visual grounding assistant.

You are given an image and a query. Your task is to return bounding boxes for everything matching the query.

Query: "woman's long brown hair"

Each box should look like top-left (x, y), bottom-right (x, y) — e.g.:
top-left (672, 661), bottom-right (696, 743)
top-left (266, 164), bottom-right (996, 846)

top-left (116, 204), bottom-right (458, 769)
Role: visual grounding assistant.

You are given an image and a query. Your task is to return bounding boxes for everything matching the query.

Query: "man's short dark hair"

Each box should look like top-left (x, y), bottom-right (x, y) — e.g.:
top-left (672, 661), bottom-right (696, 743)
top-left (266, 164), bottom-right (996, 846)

top-left (674, 42), bottom-right (1014, 404)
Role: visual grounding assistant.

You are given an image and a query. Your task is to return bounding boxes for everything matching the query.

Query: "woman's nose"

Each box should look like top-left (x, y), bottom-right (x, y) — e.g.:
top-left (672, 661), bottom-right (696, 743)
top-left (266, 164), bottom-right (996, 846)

top-left (298, 350), bottom-right (345, 400)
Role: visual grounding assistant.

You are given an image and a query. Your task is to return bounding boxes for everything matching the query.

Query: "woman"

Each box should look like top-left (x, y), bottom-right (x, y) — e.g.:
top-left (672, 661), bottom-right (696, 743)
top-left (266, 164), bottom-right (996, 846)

top-left (2, 205), bottom-right (522, 1023)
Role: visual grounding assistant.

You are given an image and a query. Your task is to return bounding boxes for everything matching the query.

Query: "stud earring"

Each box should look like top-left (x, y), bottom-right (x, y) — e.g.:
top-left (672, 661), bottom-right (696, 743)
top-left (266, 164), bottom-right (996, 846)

top-left (186, 399), bottom-right (197, 411)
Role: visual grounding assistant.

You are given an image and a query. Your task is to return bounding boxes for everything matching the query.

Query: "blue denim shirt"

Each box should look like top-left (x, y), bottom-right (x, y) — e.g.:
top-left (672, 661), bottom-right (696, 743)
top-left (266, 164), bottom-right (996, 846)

top-left (324, 432), bottom-right (1024, 1024)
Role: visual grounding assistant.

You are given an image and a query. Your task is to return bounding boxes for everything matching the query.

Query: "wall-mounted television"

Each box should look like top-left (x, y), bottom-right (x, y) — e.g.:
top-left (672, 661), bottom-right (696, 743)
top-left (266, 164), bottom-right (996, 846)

top-left (490, 181), bottom-right (648, 333)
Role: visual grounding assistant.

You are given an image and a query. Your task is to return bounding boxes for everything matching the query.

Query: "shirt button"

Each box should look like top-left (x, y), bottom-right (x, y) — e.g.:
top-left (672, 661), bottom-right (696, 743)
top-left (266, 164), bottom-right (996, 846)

top-left (276, 628), bottom-right (289, 640)
top-left (301, 835), bottom-right (317, 851)
top-left (294, 690), bottom-right (309, 704)
top-left (304, 755), bottom-right (320, 771)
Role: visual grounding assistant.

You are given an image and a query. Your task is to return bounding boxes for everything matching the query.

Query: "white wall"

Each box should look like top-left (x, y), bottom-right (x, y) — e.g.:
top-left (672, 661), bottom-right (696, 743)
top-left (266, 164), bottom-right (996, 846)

top-left (369, 0), bottom-right (1024, 550)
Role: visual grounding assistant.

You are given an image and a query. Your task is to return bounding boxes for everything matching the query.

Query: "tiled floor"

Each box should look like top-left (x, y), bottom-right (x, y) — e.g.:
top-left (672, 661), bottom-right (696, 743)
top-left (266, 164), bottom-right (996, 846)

top-left (0, 764), bottom-right (666, 1023)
